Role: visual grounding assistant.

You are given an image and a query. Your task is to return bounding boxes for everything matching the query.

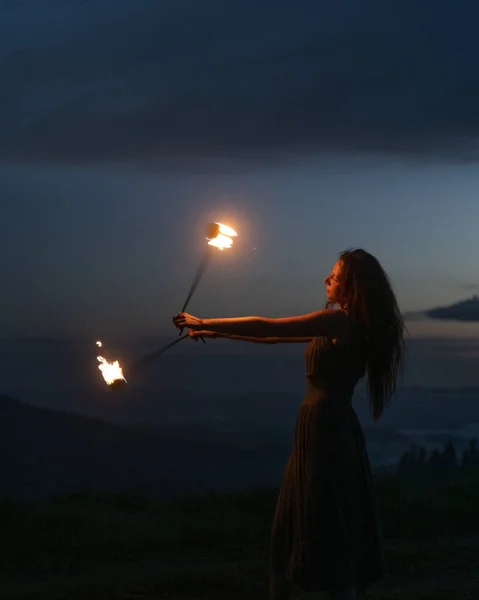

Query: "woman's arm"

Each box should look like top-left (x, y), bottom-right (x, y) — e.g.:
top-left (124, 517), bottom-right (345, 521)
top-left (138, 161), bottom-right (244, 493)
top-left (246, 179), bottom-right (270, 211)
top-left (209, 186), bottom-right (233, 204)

top-left (200, 309), bottom-right (347, 339)
top-left (207, 332), bottom-right (312, 344)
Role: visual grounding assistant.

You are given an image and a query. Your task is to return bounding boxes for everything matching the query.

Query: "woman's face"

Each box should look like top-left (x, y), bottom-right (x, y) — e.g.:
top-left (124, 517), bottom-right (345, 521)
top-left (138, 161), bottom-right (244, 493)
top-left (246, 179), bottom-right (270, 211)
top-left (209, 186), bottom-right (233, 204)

top-left (324, 260), bottom-right (343, 304)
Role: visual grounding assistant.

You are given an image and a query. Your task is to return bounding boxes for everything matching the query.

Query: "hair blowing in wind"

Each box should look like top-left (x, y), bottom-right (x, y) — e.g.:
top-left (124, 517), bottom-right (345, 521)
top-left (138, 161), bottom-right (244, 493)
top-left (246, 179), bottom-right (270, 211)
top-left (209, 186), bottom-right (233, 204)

top-left (336, 248), bottom-right (407, 420)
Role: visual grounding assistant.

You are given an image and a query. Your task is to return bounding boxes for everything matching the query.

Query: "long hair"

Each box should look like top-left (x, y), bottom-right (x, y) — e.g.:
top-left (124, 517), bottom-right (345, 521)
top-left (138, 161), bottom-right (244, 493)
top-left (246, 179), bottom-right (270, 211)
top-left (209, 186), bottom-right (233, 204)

top-left (330, 248), bottom-right (407, 420)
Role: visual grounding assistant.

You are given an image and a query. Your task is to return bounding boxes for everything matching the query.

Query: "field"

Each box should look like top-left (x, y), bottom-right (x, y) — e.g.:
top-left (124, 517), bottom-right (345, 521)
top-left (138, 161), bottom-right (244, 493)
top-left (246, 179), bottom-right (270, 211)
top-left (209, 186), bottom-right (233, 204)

top-left (2, 468), bottom-right (479, 599)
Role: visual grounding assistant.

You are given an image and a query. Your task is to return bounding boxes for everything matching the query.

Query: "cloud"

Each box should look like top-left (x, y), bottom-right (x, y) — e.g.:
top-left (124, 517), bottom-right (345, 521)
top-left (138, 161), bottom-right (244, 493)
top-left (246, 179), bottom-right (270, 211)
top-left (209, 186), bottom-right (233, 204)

top-left (2, 0), bottom-right (479, 167)
top-left (424, 296), bottom-right (479, 322)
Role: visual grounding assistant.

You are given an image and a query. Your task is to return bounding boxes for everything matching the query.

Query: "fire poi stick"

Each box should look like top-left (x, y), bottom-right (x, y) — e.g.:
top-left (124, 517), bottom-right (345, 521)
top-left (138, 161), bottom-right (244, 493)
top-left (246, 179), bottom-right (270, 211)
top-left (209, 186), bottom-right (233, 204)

top-left (129, 333), bottom-right (190, 371)
top-left (96, 334), bottom-right (191, 389)
top-left (178, 221), bottom-right (238, 334)
top-left (180, 249), bottom-right (213, 315)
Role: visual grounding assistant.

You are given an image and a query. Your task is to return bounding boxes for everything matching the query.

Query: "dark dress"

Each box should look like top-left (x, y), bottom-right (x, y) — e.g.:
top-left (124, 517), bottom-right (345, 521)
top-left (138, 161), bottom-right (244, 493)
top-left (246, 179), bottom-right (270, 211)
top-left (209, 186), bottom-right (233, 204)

top-left (270, 335), bottom-right (384, 594)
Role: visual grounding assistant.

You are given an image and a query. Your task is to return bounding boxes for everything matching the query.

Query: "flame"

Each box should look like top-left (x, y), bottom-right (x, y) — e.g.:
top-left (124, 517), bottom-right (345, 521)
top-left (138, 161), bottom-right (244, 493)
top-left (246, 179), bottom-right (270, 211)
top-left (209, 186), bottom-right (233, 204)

top-left (207, 222), bottom-right (238, 251)
top-left (96, 340), bottom-right (127, 386)
top-left (97, 356), bottom-right (127, 385)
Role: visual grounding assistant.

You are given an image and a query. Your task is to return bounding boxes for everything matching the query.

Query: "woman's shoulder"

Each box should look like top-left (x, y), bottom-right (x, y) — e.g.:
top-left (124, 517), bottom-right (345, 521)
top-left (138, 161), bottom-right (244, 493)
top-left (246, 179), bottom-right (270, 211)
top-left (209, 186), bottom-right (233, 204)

top-left (306, 308), bottom-right (351, 340)
top-left (330, 309), bottom-right (359, 347)
top-left (328, 308), bottom-right (350, 330)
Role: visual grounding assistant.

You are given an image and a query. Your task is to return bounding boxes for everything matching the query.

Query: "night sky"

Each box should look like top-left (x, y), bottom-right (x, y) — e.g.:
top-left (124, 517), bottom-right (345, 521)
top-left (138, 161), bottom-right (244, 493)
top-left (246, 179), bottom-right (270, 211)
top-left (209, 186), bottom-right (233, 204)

top-left (2, 1), bottom-right (479, 338)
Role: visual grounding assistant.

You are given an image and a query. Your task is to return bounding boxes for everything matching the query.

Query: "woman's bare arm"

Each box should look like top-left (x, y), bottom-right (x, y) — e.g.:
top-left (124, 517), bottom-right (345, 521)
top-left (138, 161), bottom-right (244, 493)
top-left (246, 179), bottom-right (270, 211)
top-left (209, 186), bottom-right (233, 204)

top-left (200, 309), bottom-right (347, 339)
top-left (215, 333), bottom-right (312, 344)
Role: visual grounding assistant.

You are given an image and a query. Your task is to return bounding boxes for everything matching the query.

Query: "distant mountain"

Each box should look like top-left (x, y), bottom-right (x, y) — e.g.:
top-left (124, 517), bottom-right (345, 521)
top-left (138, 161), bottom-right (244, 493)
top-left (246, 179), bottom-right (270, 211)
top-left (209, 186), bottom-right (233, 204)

top-left (403, 296), bottom-right (479, 323)
top-left (426, 295), bottom-right (479, 322)
top-left (0, 395), bottom-right (289, 501)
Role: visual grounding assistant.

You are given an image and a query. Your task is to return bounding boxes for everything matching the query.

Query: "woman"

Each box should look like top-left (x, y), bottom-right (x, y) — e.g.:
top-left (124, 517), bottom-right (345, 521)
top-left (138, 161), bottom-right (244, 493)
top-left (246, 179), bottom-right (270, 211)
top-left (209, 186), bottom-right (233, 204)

top-left (173, 248), bottom-right (407, 600)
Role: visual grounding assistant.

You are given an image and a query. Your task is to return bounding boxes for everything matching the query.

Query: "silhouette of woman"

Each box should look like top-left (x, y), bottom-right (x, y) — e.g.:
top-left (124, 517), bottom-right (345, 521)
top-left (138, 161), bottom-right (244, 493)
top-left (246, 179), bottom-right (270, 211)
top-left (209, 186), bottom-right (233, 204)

top-left (173, 248), bottom-right (407, 600)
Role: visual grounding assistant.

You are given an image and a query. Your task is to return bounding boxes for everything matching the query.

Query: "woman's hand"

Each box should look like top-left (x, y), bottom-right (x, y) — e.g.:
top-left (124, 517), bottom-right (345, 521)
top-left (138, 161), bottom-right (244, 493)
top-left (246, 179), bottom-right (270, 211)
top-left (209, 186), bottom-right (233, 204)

top-left (173, 312), bottom-right (204, 331)
top-left (188, 329), bottom-right (218, 342)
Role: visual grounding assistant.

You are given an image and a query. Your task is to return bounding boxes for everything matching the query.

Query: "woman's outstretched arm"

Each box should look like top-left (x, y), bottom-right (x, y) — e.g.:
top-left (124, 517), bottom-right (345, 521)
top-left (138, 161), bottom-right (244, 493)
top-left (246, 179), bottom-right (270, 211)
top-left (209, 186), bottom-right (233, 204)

top-left (175, 309), bottom-right (347, 339)
top-left (193, 331), bottom-right (312, 344)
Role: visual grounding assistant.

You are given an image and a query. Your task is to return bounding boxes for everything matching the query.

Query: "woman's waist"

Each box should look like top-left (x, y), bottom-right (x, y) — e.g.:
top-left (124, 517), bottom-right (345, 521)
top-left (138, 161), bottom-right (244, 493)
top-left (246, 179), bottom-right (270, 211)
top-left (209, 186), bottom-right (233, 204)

top-left (303, 382), bottom-right (355, 404)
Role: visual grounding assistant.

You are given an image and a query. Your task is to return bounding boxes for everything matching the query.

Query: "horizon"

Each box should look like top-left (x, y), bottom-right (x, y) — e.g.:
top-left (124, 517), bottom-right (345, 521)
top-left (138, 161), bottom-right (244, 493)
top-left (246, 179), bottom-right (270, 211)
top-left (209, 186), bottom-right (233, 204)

top-left (3, 313), bottom-right (479, 342)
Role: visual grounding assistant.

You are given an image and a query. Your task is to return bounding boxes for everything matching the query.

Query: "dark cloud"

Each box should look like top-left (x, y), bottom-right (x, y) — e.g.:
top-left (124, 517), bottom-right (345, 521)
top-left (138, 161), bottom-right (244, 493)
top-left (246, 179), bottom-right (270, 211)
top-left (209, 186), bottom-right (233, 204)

top-left (2, 0), bottom-right (479, 167)
top-left (425, 296), bottom-right (479, 322)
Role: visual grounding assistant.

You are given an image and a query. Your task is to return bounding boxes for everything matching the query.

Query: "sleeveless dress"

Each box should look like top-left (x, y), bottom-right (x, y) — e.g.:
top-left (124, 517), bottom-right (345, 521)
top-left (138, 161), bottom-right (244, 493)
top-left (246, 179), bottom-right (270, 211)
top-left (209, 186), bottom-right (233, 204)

top-left (270, 335), bottom-right (384, 594)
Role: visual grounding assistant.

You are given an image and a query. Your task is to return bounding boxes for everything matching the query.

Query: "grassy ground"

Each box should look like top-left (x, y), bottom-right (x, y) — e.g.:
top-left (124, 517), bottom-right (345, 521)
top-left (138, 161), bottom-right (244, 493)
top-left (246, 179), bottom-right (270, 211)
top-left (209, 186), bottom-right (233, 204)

top-left (2, 470), bottom-right (479, 599)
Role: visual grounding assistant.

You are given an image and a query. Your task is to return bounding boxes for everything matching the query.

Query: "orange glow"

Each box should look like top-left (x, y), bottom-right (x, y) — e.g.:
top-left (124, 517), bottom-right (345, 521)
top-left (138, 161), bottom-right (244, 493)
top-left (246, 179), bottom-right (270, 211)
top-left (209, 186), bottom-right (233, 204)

top-left (207, 222), bottom-right (238, 250)
top-left (96, 340), bottom-right (127, 386)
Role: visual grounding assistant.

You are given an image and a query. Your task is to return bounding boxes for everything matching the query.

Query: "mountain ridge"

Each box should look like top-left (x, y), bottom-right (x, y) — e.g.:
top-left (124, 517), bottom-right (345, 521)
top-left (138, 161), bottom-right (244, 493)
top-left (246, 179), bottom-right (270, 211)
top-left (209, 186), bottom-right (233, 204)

top-left (0, 395), bottom-right (288, 501)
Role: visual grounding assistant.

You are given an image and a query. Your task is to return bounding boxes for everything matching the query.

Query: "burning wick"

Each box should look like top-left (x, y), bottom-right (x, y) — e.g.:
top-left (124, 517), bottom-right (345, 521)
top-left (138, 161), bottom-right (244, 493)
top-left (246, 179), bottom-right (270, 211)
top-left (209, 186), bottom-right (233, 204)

top-left (96, 340), bottom-right (127, 388)
top-left (95, 335), bottom-right (191, 391)
top-left (206, 222), bottom-right (238, 251)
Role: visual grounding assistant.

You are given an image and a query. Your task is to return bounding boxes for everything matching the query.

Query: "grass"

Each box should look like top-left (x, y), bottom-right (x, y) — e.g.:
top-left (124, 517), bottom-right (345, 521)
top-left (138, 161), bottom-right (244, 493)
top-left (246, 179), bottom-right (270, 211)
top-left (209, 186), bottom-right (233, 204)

top-left (2, 471), bottom-right (479, 599)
